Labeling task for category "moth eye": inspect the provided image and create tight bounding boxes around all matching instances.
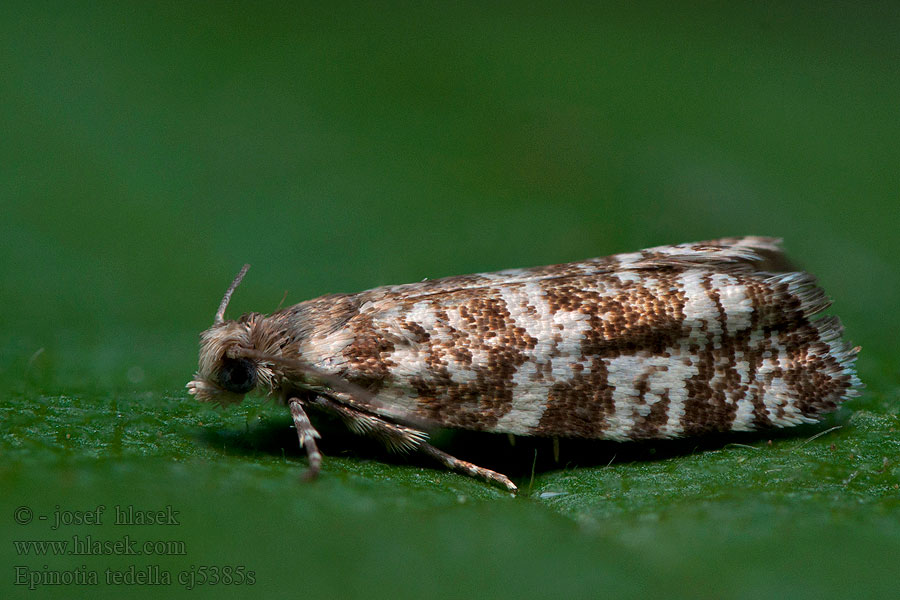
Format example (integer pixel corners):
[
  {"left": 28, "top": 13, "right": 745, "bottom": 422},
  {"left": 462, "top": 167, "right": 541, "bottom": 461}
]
[{"left": 217, "top": 358, "right": 257, "bottom": 394}]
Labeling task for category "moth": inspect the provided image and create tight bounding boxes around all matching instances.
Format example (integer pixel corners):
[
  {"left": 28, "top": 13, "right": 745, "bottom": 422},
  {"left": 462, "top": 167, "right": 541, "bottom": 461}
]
[{"left": 187, "top": 237, "right": 861, "bottom": 493}]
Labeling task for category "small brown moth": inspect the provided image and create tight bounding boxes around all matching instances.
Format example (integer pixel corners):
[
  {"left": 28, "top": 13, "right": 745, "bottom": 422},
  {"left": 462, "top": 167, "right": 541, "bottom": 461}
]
[{"left": 188, "top": 237, "right": 861, "bottom": 493}]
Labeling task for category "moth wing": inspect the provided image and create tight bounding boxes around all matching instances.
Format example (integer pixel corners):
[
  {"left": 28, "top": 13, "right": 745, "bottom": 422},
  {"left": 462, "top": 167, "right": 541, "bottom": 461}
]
[
  {"left": 345, "top": 249, "right": 858, "bottom": 440},
  {"left": 632, "top": 236, "right": 794, "bottom": 272},
  {"left": 373, "top": 236, "right": 790, "bottom": 304}
]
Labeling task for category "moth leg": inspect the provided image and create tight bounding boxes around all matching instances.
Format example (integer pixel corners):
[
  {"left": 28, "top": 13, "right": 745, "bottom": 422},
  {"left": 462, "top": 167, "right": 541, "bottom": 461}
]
[
  {"left": 313, "top": 394, "right": 517, "bottom": 493},
  {"left": 310, "top": 394, "right": 428, "bottom": 453},
  {"left": 417, "top": 444, "right": 518, "bottom": 494},
  {"left": 288, "top": 398, "right": 322, "bottom": 481}
]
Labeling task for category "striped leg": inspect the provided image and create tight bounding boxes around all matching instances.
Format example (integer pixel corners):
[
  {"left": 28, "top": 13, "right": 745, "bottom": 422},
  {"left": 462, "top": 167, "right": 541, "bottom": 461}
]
[
  {"left": 317, "top": 394, "right": 517, "bottom": 493},
  {"left": 417, "top": 443, "right": 518, "bottom": 493},
  {"left": 288, "top": 398, "right": 322, "bottom": 481},
  {"left": 310, "top": 394, "right": 429, "bottom": 453}
]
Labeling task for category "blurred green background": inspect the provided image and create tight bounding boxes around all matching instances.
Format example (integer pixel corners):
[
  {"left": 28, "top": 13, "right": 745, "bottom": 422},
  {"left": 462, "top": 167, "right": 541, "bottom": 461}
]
[{"left": 2, "top": 2, "right": 898, "bottom": 598}]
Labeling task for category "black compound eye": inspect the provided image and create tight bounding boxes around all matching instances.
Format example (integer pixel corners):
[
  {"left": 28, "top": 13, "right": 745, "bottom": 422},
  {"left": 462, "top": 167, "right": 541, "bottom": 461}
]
[{"left": 217, "top": 358, "right": 257, "bottom": 394}]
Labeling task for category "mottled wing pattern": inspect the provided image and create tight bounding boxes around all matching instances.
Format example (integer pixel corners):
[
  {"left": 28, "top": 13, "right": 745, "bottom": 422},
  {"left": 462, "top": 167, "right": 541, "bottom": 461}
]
[
  {"left": 373, "top": 236, "right": 789, "bottom": 299},
  {"left": 301, "top": 238, "right": 860, "bottom": 440}
]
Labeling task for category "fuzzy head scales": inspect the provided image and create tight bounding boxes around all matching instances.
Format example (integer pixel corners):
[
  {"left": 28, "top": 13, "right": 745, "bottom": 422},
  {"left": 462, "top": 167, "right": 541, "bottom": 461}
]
[
  {"left": 187, "top": 265, "right": 278, "bottom": 405},
  {"left": 187, "top": 319, "right": 262, "bottom": 405}
]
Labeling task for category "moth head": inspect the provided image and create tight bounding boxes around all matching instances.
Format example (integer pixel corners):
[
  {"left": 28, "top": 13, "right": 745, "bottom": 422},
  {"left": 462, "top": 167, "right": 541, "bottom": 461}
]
[
  {"left": 186, "top": 265, "right": 277, "bottom": 406},
  {"left": 186, "top": 265, "right": 419, "bottom": 428}
]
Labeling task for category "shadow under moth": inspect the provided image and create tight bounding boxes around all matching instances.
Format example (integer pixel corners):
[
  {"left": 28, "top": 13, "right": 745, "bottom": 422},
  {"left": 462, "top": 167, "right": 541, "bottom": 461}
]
[{"left": 188, "top": 237, "right": 861, "bottom": 493}]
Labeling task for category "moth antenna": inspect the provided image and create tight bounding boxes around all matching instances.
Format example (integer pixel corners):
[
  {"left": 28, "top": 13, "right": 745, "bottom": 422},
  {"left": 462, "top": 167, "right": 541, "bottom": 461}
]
[
  {"left": 214, "top": 264, "right": 251, "bottom": 325},
  {"left": 235, "top": 348, "right": 430, "bottom": 428}
]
